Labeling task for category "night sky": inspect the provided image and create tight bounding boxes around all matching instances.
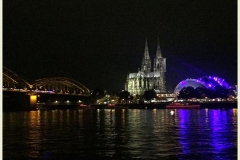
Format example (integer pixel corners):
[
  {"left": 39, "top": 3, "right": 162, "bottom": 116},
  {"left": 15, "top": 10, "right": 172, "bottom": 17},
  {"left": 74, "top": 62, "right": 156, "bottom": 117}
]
[{"left": 3, "top": 1, "right": 237, "bottom": 92}]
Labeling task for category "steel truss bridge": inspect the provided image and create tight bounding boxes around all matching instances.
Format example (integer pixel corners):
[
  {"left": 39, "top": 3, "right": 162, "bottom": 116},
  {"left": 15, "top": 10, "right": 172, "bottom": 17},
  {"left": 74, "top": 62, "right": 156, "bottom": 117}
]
[{"left": 3, "top": 66, "right": 90, "bottom": 95}]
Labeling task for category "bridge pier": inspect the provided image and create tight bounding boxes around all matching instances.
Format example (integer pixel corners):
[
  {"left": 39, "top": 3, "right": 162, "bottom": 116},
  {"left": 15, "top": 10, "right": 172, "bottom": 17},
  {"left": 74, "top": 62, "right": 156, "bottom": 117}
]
[{"left": 29, "top": 94, "right": 37, "bottom": 110}]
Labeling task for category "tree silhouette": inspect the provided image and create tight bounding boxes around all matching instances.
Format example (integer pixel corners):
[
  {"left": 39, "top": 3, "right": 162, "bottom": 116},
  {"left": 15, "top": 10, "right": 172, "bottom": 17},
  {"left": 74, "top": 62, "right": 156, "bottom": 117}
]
[
  {"left": 143, "top": 89, "right": 156, "bottom": 102},
  {"left": 195, "top": 87, "right": 210, "bottom": 99},
  {"left": 178, "top": 86, "right": 196, "bottom": 99},
  {"left": 177, "top": 86, "right": 230, "bottom": 99},
  {"left": 118, "top": 90, "right": 130, "bottom": 104},
  {"left": 212, "top": 86, "right": 229, "bottom": 98},
  {"left": 90, "top": 88, "right": 105, "bottom": 103}
]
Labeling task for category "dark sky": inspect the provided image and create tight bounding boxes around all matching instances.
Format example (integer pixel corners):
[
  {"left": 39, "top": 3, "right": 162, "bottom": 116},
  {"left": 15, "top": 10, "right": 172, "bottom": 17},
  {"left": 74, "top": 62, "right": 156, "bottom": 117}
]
[{"left": 3, "top": 0, "right": 237, "bottom": 92}]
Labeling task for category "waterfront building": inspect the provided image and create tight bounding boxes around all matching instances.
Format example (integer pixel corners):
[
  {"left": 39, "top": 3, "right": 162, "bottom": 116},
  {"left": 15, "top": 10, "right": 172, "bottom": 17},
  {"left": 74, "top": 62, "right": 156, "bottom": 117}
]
[
  {"left": 125, "top": 38, "right": 166, "bottom": 96},
  {"left": 174, "top": 76, "right": 231, "bottom": 93}
]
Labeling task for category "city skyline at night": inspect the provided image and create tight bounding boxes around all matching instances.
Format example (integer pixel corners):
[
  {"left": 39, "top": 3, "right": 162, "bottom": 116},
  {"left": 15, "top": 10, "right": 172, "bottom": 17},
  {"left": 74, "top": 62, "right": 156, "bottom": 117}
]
[{"left": 3, "top": 1, "right": 237, "bottom": 92}]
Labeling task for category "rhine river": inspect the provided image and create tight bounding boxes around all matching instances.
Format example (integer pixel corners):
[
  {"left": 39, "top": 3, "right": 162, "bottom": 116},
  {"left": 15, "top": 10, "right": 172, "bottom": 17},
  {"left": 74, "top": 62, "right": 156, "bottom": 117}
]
[{"left": 3, "top": 108, "right": 237, "bottom": 159}]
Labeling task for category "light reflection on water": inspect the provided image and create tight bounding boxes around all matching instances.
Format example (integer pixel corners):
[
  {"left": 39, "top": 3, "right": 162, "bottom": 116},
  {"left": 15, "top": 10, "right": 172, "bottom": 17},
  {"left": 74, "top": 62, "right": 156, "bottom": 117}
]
[
  {"left": 3, "top": 108, "right": 237, "bottom": 159},
  {"left": 178, "top": 109, "right": 237, "bottom": 159}
]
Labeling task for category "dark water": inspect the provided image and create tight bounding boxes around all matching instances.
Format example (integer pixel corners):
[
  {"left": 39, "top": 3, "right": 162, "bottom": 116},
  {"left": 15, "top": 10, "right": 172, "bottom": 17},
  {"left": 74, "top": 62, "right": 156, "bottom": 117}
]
[{"left": 3, "top": 108, "right": 237, "bottom": 159}]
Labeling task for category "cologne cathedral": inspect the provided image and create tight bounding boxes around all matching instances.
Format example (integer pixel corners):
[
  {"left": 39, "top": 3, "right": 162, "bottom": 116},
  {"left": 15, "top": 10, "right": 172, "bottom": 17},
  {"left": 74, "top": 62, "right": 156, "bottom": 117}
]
[{"left": 125, "top": 38, "right": 166, "bottom": 95}]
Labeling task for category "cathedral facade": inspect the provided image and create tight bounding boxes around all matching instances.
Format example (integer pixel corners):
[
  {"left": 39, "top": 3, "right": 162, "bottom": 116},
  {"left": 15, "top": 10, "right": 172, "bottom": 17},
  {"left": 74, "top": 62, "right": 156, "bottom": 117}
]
[{"left": 125, "top": 38, "right": 166, "bottom": 95}]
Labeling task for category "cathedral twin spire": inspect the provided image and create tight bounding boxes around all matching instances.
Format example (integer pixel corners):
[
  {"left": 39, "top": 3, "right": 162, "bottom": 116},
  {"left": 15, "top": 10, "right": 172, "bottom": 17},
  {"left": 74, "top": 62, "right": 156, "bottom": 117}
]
[
  {"left": 141, "top": 38, "right": 163, "bottom": 72},
  {"left": 156, "top": 37, "right": 162, "bottom": 58},
  {"left": 144, "top": 38, "right": 150, "bottom": 59},
  {"left": 141, "top": 38, "right": 151, "bottom": 72}
]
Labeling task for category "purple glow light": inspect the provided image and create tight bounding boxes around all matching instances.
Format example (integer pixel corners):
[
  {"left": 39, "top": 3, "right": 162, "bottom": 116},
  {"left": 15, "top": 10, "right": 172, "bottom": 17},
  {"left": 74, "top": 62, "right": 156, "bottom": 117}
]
[{"left": 174, "top": 75, "right": 231, "bottom": 92}]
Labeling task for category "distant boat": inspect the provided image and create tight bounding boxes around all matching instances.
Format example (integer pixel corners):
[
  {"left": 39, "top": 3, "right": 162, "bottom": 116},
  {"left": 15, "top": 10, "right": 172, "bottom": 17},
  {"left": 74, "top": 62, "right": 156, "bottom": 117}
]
[
  {"left": 166, "top": 102, "right": 200, "bottom": 109},
  {"left": 79, "top": 104, "right": 91, "bottom": 109},
  {"left": 108, "top": 103, "right": 116, "bottom": 107},
  {"left": 79, "top": 104, "right": 88, "bottom": 107}
]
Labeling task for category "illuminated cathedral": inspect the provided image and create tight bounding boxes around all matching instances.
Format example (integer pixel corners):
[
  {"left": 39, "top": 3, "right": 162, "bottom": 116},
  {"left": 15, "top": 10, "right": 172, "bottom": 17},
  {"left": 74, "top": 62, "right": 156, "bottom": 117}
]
[{"left": 125, "top": 38, "right": 166, "bottom": 95}]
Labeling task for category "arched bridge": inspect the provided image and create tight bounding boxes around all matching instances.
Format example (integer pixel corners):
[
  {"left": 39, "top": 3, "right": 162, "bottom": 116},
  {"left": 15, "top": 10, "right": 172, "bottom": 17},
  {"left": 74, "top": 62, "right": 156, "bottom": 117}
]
[
  {"left": 3, "top": 67, "right": 90, "bottom": 95},
  {"left": 3, "top": 66, "right": 32, "bottom": 89},
  {"left": 31, "top": 77, "right": 90, "bottom": 94}
]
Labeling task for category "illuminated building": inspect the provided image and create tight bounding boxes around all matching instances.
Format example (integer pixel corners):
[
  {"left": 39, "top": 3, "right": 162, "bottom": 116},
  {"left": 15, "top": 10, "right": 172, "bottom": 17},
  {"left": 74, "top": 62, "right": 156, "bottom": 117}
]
[
  {"left": 174, "top": 76, "right": 230, "bottom": 93},
  {"left": 125, "top": 38, "right": 166, "bottom": 95}
]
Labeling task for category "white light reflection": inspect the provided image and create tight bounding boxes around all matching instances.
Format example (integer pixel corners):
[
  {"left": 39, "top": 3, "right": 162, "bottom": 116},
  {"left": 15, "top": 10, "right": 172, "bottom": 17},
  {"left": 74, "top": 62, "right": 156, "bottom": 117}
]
[{"left": 205, "top": 108, "right": 209, "bottom": 123}]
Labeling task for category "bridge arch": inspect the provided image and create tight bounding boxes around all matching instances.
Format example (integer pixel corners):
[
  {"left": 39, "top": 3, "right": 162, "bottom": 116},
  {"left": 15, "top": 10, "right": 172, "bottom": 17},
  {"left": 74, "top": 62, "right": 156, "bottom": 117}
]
[
  {"left": 31, "top": 77, "right": 90, "bottom": 94},
  {"left": 3, "top": 66, "right": 32, "bottom": 89}
]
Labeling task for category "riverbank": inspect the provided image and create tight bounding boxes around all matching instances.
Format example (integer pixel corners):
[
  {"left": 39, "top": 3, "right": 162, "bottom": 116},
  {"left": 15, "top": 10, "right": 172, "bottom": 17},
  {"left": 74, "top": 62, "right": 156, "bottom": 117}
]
[
  {"left": 90, "top": 102, "right": 237, "bottom": 109},
  {"left": 3, "top": 101, "right": 237, "bottom": 111}
]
